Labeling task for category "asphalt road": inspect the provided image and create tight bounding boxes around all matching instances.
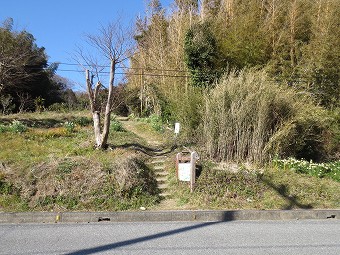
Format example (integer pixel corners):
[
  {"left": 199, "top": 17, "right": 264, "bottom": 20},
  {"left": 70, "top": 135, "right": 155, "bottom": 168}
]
[{"left": 0, "top": 220, "right": 339, "bottom": 255}]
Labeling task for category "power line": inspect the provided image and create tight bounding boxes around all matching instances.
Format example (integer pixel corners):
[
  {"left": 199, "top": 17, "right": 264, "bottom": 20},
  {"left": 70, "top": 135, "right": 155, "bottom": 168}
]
[
  {"left": 49, "top": 62, "right": 189, "bottom": 73},
  {"left": 56, "top": 69, "right": 190, "bottom": 78},
  {"left": 21, "top": 64, "right": 191, "bottom": 78}
]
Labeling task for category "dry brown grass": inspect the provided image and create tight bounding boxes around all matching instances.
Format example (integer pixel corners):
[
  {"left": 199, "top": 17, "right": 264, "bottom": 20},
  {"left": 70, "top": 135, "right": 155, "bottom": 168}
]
[{"left": 201, "top": 69, "right": 331, "bottom": 163}]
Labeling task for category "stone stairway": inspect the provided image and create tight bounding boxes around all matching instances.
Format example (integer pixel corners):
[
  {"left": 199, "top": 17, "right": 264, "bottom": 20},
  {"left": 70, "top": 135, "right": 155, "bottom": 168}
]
[{"left": 149, "top": 155, "right": 170, "bottom": 198}]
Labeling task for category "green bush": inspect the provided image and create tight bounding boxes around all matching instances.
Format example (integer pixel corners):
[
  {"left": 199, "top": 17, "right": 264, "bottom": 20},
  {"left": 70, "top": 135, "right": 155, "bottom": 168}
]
[
  {"left": 171, "top": 86, "right": 203, "bottom": 141},
  {"left": 47, "top": 103, "right": 68, "bottom": 112},
  {"left": 148, "top": 114, "right": 164, "bottom": 132},
  {"left": 0, "top": 124, "right": 8, "bottom": 133},
  {"left": 74, "top": 116, "right": 92, "bottom": 127},
  {"left": 110, "top": 119, "right": 125, "bottom": 132},
  {"left": 328, "top": 108, "right": 340, "bottom": 159}
]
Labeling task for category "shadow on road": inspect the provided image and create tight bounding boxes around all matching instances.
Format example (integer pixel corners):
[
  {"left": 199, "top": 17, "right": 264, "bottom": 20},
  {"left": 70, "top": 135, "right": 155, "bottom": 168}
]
[{"left": 64, "top": 212, "right": 234, "bottom": 255}]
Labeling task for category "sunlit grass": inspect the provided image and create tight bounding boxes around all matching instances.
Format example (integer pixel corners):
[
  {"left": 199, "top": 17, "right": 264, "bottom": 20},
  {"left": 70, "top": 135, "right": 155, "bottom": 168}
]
[{"left": 0, "top": 111, "right": 161, "bottom": 212}]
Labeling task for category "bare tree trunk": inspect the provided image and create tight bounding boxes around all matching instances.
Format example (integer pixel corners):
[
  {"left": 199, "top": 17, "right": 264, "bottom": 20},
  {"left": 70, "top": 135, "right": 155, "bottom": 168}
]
[
  {"left": 78, "top": 20, "right": 131, "bottom": 150},
  {"left": 86, "top": 69, "right": 103, "bottom": 148},
  {"left": 93, "top": 112, "right": 102, "bottom": 147},
  {"left": 101, "top": 60, "right": 116, "bottom": 148}
]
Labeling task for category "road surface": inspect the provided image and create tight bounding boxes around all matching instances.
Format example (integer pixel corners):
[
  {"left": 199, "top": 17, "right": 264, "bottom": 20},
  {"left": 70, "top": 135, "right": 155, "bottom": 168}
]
[{"left": 0, "top": 220, "right": 339, "bottom": 255}]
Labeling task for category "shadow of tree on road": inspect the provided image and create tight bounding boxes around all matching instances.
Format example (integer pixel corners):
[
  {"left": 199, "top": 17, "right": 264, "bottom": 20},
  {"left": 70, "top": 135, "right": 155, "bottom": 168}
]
[{"left": 64, "top": 214, "right": 235, "bottom": 255}]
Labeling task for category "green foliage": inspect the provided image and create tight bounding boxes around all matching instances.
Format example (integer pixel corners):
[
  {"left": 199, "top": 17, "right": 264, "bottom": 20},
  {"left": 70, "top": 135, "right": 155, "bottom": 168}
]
[
  {"left": 47, "top": 103, "right": 68, "bottom": 112},
  {"left": 74, "top": 116, "right": 92, "bottom": 127},
  {"left": 0, "top": 178, "right": 15, "bottom": 195},
  {"left": 170, "top": 163, "right": 340, "bottom": 209},
  {"left": 0, "top": 120, "right": 28, "bottom": 133},
  {"left": 329, "top": 108, "right": 340, "bottom": 156},
  {"left": 300, "top": 0, "right": 340, "bottom": 109},
  {"left": 195, "top": 168, "right": 264, "bottom": 202},
  {"left": 147, "top": 114, "right": 164, "bottom": 132},
  {"left": 274, "top": 158, "right": 340, "bottom": 182},
  {"left": 0, "top": 124, "right": 8, "bottom": 133},
  {"left": 0, "top": 18, "right": 65, "bottom": 113},
  {"left": 166, "top": 86, "right": 204, "bottom": 142},
  {"left": 110, "top": 119, "right": 125, "bottom": 132},
  {"left": 34, "top": 97, "right": 45, "bottom": 113},
  {"left": 184, "top": 22, "right": 221, "bottom": 87},
  {"left": 57, "top": 159, "right": 76, "bottom": 175},
  {"left": 0, "top": 149, "right": 160, "bottom": 211},
  {"left": 214, "top": 1, "right": 271, "bottom": 70},
  {"left": 0, "top": 94, "right": 15, "bottom": 115},
  {"left": 10, "top": 120, "right": 28, "bottom": 133},
  {"left": 63, "top": 121, "right": 76, "bottom": 133}
]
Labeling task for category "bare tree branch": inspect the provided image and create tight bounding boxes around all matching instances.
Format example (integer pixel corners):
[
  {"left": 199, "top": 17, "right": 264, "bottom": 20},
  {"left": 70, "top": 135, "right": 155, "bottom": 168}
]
[{"left": 75, "top": 19, "right": 133, "bottom": 149}]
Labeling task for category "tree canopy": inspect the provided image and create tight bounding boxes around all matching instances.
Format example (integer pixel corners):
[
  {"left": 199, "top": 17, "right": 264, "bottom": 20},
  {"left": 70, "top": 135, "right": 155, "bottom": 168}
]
[
  {"left": 128, "top": 0, "right": 340, "bottom": 110},
  {"left": 0, "top": 18, "right": 65, "bottom": 113},
  {"left": 126, "top": 0, "right": 340, "bottom": 162}
]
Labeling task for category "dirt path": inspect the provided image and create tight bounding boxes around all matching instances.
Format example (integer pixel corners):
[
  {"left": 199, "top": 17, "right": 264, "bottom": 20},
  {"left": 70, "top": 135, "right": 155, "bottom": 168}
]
[
  {"left": 119, "top": 119, "right": 181, "bottom": 210},
  {"left": 121, "top": 120, "right": 163, "bottom": 148}
]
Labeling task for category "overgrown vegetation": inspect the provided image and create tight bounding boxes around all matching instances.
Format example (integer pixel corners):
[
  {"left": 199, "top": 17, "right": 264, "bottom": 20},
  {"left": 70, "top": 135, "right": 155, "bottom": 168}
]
[
  {"left": 274, "top": 158, "right": 340, "bottom": 182},
  {"left": 1, "top": 1, "right": 340, "bottom": 211},
  {"left": 169, "top": 162, "right": 340, "bottom": 210},
  {"left": 127, "top": 0, "right": 340, "bottom": 164},
  {"left": 201, "top": 70, "right": 333, "bottom": 163},
  {"left": 0, "top": 112, "right": 160, "bottom": 212},
  {"left": 0, "top": 18, "right": 66, "bottom": 114},
  {"left": 0, "top": 120, "right": 28, "bottom": 133}
]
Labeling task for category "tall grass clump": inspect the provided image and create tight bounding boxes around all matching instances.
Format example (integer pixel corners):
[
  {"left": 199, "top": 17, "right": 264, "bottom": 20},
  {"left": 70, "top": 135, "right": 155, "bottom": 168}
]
[{"left": 202, "top": 69, "right": 331, "bottom": 163}]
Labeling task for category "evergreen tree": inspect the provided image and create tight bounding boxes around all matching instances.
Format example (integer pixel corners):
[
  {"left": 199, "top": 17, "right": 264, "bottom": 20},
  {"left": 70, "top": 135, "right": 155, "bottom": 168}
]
[
  {"left": 184, "top": 22, "right": 220, "bottom": 87},
  {"left": 0, "top": 18, "right": 64, "bottom": 112}
]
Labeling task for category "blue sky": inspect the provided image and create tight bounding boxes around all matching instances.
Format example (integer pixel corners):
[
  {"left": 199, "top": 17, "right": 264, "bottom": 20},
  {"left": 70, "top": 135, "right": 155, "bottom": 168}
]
[{"left": 0, "top": 0, "right": 172, "bottom": 90}]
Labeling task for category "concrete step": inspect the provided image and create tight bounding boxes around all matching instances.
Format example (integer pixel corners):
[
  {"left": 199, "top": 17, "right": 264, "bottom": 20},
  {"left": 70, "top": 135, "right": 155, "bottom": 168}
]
[
  {"left": 158, "top": 183, "right": 168, "bottom": 190},
  {"left": 149, "top": 155, "right": 171, "bottom": 199},
  {"left": 153, "top": 165, "right": 165, "bottom": 171},
  {"left": 150, "top": 159, "right": 166, "bottom": 164},
  {"left": 155, "top": 171, "right": 168, "bottom": 177},
  {"left": 156, "top": 176, "right": 167, "bottom": 184},
  {"left": 160, "top": 192, "right": 171, "bottom": 198}
]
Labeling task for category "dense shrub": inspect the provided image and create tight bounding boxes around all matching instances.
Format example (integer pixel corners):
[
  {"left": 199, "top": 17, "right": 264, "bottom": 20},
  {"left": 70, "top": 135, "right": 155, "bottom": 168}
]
[
  {"left": 110, "top": 119, "right": 125, "bottom": 132},
  {"left": 146, "top": 114, "right": 164, "bottom": 132},
  {"left": 47, "top": 103, "right": 68, "bottom": 112},
  {"left": 201, "top": 69, "right": 332, "bottom": 163}
]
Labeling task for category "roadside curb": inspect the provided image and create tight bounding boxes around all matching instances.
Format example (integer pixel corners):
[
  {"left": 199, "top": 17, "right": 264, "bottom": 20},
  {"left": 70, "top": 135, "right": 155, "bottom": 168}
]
[{"left": 0, "top": 209, "right": 339, "bottom": 224}]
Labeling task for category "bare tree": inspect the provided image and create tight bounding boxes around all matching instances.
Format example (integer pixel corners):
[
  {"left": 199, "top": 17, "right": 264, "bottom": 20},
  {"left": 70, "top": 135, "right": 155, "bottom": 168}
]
[
  {"left": 16, "top": 92, "right": 33, "bottom": 113},
  {"left": 77, "top": 20, "right": 133, "bottom": 149}
]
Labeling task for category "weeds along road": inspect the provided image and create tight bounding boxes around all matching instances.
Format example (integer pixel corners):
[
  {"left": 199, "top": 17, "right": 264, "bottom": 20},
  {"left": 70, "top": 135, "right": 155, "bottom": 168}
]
[{"left": 1, "top": 220, "right": 339, "bottom": 255}]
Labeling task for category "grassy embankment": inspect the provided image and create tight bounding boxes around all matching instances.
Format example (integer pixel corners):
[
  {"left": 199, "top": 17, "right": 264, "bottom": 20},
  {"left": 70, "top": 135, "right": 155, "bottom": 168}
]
[
  {"left": 0, "top": 111, "right": 339, "bottom": 212},
  {"left": 0, "top": 111, "right": 166, "bottom": 212}
]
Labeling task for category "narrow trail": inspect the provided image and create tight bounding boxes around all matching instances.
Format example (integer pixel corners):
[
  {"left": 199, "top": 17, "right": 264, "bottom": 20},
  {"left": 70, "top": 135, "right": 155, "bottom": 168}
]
[
  {"left": 120, "top": 119, "right": 178, "bottom": 208},
  {"left": 122, "top": 120, "right": 163, "bottom": 148}
]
